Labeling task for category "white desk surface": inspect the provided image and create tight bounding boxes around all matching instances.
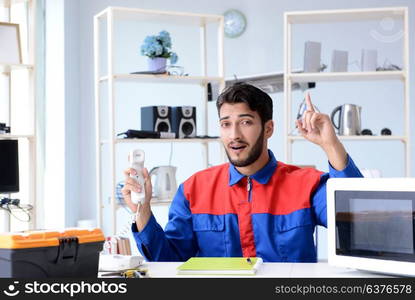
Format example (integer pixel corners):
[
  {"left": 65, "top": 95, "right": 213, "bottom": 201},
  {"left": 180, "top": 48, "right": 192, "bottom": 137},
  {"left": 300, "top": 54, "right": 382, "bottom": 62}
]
[{"left": 135, "top": 261, "right": 393, "bottom": 278}]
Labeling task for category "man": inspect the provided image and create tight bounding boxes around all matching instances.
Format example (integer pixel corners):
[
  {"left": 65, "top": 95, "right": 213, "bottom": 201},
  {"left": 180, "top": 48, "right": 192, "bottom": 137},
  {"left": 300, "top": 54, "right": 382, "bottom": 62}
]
[{"left": 122, "top": 83, "right": 362, "bottom": 262}]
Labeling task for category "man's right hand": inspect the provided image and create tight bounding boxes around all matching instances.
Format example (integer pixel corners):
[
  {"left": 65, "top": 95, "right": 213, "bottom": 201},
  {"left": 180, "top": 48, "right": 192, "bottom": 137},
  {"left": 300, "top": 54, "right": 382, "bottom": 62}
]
[{"left": 121, "top": 167, "right": 153, "bottom": 231}]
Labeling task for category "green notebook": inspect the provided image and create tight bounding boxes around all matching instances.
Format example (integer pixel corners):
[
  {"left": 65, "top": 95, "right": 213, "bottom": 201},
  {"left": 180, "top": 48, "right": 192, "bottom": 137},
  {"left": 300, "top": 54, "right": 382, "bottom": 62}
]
[{"left": 177, "top": 257, "right": 263, "bottom": 276}]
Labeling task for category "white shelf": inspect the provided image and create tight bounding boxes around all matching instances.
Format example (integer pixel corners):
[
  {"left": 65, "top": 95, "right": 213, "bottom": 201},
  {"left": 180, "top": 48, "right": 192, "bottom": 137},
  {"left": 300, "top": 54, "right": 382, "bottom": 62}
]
[
  {"left": 99, "top": 74, "right": 224, "bottom": 85},
  {"left": 285, "top": 7, "right": 406, "bottom": 24},
  {"left": 0, "top": 134, "right": 35, "bottom": 140},
  {"left": 0, "top": 0, "right": 30, "bottom": 7},
  {"left": 284, "top": 6, "right": 410, "bottom": 177},
  {"left": 288, "top": 135, "right": 407, "bottom": 142},
  {"left": 0, "top": 0, "right": 37, "bottom": 233},
  {"left": 150, "top": 198, "right": 173, "bottom": 205},
  {"left": 94, "top": 6, "right": 225, "bottom": 234},
  {"left": 0, "top": 63, "right": 34, "bottom": 71},
  {"left": 96, "top": 6, "right": 222, "bottom": 25},
  {"left": 288, "top": 71, "right": 405, "bottom": 83},
  {"left": 100, "top": 138, "right": 221, "bottom": 144}
]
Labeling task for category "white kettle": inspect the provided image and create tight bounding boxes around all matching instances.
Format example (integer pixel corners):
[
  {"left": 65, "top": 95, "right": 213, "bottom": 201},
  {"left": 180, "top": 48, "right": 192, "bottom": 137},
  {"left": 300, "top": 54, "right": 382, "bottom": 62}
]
[{"left": 149, "top": 166, "right": 177, "bottom": 199}]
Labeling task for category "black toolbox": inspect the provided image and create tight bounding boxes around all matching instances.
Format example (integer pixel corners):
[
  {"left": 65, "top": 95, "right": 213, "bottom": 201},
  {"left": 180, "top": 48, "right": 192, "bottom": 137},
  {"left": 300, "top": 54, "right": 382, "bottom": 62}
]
[{"left": 0, "top": 228, "right": 105, "bottom": 278}]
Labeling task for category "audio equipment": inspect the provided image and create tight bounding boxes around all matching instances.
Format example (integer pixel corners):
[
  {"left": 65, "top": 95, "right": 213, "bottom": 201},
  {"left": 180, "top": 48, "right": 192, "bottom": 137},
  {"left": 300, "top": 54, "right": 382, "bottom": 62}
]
[
  {"left": 171, "top": 106, "right": 197, "bottom": 138},
  {"left": 141, "top": 106, "right": 172, "bottom": 132}
]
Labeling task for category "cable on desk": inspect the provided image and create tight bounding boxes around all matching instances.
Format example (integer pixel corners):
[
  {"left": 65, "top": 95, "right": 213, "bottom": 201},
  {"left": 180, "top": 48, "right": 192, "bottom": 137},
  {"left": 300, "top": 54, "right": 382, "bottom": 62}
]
[{"left": 0, "top": 197, "right": 33, "bottom": 222}]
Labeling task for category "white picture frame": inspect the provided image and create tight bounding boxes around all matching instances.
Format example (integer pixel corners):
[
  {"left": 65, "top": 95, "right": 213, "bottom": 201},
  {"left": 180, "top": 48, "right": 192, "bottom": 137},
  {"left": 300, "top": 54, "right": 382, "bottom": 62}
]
[{"left": 0, "top": 22, "right": 22, "bottom": 65}]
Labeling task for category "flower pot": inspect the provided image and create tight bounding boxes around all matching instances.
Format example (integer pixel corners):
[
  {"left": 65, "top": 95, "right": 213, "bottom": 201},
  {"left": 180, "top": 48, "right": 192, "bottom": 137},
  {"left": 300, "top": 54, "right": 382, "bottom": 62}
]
[{"left": 147, "top": 57, "right": 167, "bottom": 72}]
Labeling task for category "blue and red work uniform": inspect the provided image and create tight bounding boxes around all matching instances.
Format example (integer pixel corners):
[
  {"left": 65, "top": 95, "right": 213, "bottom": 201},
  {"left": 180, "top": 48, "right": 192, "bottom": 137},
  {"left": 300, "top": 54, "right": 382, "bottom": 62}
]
[{"left": 132, "top": 150, "right": 362, "bottom": 262}]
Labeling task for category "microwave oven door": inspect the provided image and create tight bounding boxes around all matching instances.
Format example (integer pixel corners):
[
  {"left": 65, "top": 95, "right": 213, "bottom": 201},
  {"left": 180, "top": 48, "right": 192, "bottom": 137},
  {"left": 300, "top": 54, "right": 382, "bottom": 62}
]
[
  {"left": 327, "top": 177, "right": 415, "bottom": 276},
  {"left": 335, "top": 191, "right": 415, "bottom": 262},
  {"left": 327, "top": 178, "right": 415, "bottom": 277}
]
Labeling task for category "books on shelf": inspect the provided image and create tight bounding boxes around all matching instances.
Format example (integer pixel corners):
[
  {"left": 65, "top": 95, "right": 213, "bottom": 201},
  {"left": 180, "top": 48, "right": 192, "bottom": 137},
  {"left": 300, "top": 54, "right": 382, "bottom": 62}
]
[{"left": 177, "top": 257, "right": 263, "bottom": 276}]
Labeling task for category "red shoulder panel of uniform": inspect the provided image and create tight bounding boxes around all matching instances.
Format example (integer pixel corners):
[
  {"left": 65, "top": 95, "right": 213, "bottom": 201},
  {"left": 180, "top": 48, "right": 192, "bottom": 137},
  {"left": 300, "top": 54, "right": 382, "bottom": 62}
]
[
  {"left": 183, "top": 161, "right": 324, "bottom": 216},
  {"left": 183, "top": 163, "right": 234, "bottom": 215},
  {"left": 251, "top": 162, "right": 324, "bottom": 215}
]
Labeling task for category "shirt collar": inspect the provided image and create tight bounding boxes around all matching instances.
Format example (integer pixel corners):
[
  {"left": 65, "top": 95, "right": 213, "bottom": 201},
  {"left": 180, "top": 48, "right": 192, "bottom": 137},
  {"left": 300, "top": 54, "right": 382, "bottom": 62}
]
[{"left": 228, "top": 149, "right": 278, "bottom": 186}]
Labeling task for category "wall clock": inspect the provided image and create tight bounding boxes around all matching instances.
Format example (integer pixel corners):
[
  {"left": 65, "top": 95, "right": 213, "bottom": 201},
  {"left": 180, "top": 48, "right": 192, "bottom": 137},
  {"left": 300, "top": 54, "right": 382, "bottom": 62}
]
[{"left": 224, "top": 9, "right": 247, "bottom": 38}]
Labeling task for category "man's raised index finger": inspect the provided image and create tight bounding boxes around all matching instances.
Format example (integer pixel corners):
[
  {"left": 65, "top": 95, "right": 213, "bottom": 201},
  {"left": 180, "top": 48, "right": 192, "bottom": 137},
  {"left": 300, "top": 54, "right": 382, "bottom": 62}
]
[{"left": 305, "top": 92, "right": 315, "bottom": 112}]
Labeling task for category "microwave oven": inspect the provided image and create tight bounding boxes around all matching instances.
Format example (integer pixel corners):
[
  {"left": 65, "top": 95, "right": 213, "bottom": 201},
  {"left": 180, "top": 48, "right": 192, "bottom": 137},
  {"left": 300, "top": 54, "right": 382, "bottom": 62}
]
[{"left": 327, "top": 178, "right": 415, "bottom": 277}]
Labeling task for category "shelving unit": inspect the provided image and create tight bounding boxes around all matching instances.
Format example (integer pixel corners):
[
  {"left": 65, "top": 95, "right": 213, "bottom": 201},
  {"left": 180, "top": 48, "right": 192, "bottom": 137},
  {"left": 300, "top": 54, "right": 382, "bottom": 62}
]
[
  {"left": 94, "top": 7, "right": 225, "bottom": 235},
  {"left": 0, "top": 0, "right": 37, "bottom": 232},
  {"left": 288, "top": 135, "right": 407, "bottom": 142},
  {"left": 99, "top": 74, "right": 223, "bottom": 84},
  {"left": 100, "top": 137, "right": 221, "bottom": 144},
  {"left": 283, "top": 6, "right": 410, "bottom": 176},
  {"left": 289, "top": 70, "right": 405, "bottom": 82},
  {"left": 0, "top": 63, "right": 34, "bottom": 71},
  {"left": 0, "top": 0, "right": 31, "bottom": 7}
]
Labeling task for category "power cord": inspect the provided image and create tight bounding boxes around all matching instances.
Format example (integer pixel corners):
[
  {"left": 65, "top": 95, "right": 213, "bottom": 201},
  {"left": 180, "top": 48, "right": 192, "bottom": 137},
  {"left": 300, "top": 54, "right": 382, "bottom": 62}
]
[
  {"left": 348, "top": 58, "right": 402, "bottom": 72},
  {"left": 114, "top": 182, "right": 139, "bottom": 237},
  {"left": 1, "top": 197, "right": 20, "bottom": 207},
  {"left": 0, "top": 197, "right": 33, "bottom": 222},
  {"left": 168, "top": 142, "right": 173, "bottom": 166},
  {"left": 376, "top": 59, "right": 402, "bottom": 71},
  {"left": 319, "top": 62, "right": 328, "bottom": 72}
]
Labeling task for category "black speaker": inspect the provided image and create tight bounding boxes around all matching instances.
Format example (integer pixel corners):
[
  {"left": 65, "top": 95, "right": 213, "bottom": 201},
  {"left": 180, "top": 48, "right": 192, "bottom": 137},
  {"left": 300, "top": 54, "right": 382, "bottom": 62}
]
[
  {"left": 171, "top": 106, "right": 196, "bottom": 138},
  {"left": 141, "top": 106, "right": 172, "bottom": 132}
]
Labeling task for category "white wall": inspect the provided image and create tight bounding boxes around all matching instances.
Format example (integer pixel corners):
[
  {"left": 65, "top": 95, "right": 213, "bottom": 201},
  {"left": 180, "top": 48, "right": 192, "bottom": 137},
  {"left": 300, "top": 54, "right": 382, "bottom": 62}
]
[
  {"left": 43, "top": 0, "right": 66, "bottom": 228},
  {"left": 63, "top": 0, "right": 82, "bottom": 227},
  {"left": 43, "top": 0, "right": 81, "bottom": 228},
  {"left": 50, "top": 0, "right": 415, "bottom": 257}
]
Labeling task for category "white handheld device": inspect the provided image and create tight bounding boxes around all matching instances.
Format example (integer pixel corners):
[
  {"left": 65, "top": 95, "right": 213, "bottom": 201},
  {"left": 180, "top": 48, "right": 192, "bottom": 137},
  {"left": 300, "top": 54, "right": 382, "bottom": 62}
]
[{"left": 128, "top": 149, "right": 145, "bottom": 205}]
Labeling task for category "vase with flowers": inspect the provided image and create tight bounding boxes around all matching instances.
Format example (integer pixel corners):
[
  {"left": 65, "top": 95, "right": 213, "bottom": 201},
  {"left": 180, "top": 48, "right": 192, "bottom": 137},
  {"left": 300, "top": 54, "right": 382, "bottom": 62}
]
[{"left": 140, "top": 30, "right": 178, "bottom": 73}]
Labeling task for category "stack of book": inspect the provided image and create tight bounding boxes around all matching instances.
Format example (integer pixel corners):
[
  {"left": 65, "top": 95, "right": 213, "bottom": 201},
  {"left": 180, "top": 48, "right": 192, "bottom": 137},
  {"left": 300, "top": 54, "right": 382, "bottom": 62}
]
[
  {"left": 177, "top": 257, "right": 263, "bottom": 276},
  {"left": 103, "top": 236, "right": 132, "bottom": 255}
]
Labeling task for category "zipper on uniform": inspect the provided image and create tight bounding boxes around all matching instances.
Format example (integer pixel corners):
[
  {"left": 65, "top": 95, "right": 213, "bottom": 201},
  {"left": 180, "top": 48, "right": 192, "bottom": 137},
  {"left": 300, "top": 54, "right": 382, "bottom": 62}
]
[{"left": 247, "top": 176, "right": 253, "bottom": 202}]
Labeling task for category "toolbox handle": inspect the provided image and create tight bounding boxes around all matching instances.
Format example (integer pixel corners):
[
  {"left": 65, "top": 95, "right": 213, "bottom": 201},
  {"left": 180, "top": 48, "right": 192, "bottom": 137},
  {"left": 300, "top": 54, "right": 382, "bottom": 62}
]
[{"left": 55, "top": 237, "right": 79, "bottom": 264}]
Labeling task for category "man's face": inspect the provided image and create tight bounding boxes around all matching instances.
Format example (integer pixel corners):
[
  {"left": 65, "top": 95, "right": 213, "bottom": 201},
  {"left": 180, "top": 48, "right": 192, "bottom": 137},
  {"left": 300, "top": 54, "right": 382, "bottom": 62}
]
[{"left": 219, "top": 102, "right": 266, "bottom": 167}]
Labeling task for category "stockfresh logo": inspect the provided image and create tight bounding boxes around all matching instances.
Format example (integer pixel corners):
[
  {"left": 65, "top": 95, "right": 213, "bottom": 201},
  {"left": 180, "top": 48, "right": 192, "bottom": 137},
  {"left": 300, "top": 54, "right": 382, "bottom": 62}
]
[
  {"left": 370, "top": 10, "right": 404, "bottom": 43},
  {"left": 3, "top": 281, "right": 20, "bottom": 297}
]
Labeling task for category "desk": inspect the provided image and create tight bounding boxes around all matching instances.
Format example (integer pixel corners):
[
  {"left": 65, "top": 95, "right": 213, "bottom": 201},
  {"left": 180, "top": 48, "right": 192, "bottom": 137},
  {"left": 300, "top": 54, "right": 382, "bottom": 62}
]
[{"left": 104, "top": 261, "right": 392, "bottom": 278}]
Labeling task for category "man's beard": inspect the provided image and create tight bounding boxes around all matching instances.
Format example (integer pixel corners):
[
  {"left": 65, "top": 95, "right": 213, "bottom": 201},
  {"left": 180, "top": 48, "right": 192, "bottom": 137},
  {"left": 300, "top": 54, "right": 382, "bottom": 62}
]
[{"left": 225, "top": 129, "right": 265, "bottom": 167}]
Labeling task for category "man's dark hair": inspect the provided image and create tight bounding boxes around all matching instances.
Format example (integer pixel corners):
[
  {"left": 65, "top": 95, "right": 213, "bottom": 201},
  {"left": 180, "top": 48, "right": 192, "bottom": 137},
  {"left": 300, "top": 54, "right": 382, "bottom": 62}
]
[{"left": 216, "top": 82, "right": 273, "bottom": 124}]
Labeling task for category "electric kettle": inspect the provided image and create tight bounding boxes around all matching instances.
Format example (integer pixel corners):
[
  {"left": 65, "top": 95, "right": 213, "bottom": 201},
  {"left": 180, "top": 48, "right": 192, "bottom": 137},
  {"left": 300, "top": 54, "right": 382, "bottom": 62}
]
[
  {"left": 149, "top": 166, "right": 177, "bottom": 199},
  {"left": 330, "top": 104, "right": 362, "bottom": 136}
]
